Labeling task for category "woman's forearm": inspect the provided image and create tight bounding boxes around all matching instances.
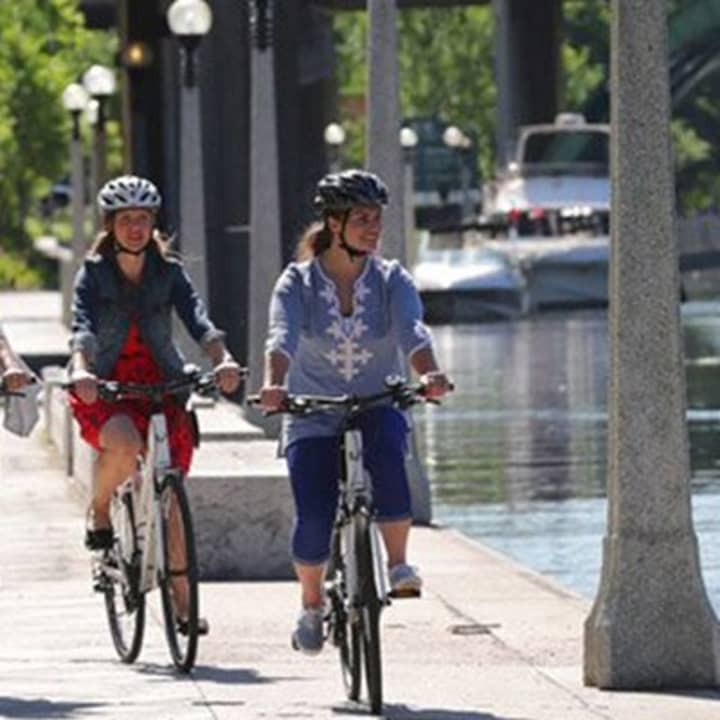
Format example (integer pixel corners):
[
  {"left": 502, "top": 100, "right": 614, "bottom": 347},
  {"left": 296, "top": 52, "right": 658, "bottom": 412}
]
[
  {"left": 205, "top": 338, "right": 233, "bottom": 366},
  {"left": 265, "top": 351, "right": 290, "bottom": 386},
  {"left": 409, "top": 346, "right": 439, "bottom": 376}
]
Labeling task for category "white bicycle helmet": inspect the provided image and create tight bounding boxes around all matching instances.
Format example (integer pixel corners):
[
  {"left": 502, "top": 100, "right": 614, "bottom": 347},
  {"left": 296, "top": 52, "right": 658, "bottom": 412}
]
[{"left": 97, "top": 175, "right": 162, "bottom": 213}]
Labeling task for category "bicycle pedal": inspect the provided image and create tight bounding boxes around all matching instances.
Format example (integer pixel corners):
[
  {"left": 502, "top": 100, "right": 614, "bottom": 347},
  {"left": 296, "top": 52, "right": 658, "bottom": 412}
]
[{"left": 388, "top": 587, "right": 421, "bottom": 599}]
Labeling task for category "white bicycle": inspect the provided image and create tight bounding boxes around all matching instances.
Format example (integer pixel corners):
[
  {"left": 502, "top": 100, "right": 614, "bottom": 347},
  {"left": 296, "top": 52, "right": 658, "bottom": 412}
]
[
  {"left": 249, "top": 377, "right": 442, "bottom": 714},
  {"left": 73, "top": 370, "right": 222, "bottom": 672}
]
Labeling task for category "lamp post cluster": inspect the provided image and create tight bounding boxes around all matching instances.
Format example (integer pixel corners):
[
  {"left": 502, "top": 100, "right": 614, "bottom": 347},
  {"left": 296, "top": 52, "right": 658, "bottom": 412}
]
[
  {"left": 321, "top": 122, "right": 419, "bottom": 259},
  {"left": 60, "top": 64, "right": 116, "bottom": 326},
  {"left": 442, "top": 124, "right": 474, "bottom": 223},
  {"left": 61, "top": 64, "right": 117, "bottom": 236}
]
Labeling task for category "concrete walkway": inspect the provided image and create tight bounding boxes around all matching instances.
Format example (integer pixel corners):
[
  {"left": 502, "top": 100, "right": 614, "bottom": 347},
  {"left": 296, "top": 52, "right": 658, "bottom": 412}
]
[
  {"left": 2, "top": 423, "right": 720, "bottom": 719},
  {"left": 2, "top": 290, "right": 720, "bottom": 718}
]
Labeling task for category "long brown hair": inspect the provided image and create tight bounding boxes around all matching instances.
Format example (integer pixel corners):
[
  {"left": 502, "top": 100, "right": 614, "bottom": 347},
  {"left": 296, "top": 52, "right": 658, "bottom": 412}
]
[
  {"left": 295, "top": 216, "right": 339, "bottom": 262},
  {"left": 88, "top": 213, "right": 175, "bottom": 259}
]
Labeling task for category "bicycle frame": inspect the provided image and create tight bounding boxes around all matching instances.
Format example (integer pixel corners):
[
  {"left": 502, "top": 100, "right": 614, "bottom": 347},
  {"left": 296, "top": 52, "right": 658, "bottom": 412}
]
[
  {"left": 133, "top": 409, "right": 173, "bottom": 594},
  {"left": 338, "top": 427, "right": 389, "bottom": 605}
]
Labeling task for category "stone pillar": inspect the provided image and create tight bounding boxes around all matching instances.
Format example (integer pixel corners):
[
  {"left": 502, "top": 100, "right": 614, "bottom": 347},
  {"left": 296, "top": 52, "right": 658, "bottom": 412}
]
[
  {"left": 366, "top": 0, "right": 431, "bottom": 524},
  {"left": 246, "top": 0, "right": 282, "bottom": 435},
  {"left": 366, "top": 0, "right": 405, "bottom": 262},
  {"left": 172, "top": 36, "right": 211, "bottom": 369},
  {"left": 179, "top": 78, "right": 209, "bottom": 305},
  {"left": 584, "top": 0, "right": 719, "bottom": 689}
]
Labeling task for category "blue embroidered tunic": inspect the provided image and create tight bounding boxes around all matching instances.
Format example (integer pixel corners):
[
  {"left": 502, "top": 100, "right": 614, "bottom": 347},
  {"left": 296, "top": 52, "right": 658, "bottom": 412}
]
[{"left": 265, "top": 255, "right": 433, "bottom": 448}]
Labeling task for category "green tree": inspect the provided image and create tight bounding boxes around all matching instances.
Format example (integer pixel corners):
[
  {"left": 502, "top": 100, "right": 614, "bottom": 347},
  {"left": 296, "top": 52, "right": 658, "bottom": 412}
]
[
  {"left": 333, "top": 7, "right": 496, "bottom": 178},
  {"left": 333, "top": 1, "right": 720, "bottom": 214},
  {"left": 0, "top": 0, "right": 115, "bottom": 286}
]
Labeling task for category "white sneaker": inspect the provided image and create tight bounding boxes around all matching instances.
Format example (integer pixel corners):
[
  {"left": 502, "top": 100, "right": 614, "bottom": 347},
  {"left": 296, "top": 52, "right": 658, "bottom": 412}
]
[
  {"left": 389, "top": 563, "right": 423, "bottom": 596},
  {"left": 291, "top": 607, "right": 324, "bottom": 655}
]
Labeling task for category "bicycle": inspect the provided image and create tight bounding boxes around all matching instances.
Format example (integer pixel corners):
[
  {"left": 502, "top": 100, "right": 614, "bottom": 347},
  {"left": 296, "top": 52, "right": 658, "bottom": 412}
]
[
  {"left": 66, "top": 368, "right": 234, "bottom": 672},
  {"left": 248, "top": 377, "right": 443, "bottom": 715}
]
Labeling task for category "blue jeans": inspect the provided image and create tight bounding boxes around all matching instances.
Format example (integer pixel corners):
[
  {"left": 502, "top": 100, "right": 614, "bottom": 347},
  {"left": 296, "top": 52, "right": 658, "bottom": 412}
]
[{"left": 285, "top": 406, "right": 410, "bottom": 565}]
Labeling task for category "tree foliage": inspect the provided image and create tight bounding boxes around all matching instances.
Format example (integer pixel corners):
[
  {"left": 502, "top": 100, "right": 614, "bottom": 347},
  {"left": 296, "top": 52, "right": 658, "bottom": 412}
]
[
  {"left": 0, "top": 0, "right": 115, "bottom": 264},
  {"left": 334, "top": 8, "right": 495, "bottom": 178},
  {"left": 333, "top": 0, "right": 720, "bottom": 214}
]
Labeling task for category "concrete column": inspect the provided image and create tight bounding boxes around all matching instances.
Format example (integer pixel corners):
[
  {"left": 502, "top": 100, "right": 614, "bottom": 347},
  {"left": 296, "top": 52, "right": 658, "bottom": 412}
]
[
  {"left": 179, "top": 83, "right": 209, "bottom": 305},
  {"left": 584, "top": 0, "right": 720, "bottom": 689},
  {"left": 366, "top": 0, "right": 405, "bottom": 262},
  {"left": 246, "top": 0, "right": 282, "bottom": 435},
  {"left": 171, "top": 39, "right": 211, "bottom": 370},
  {"left": 366, "top": 0, "right": 430, "bottom": 524}
]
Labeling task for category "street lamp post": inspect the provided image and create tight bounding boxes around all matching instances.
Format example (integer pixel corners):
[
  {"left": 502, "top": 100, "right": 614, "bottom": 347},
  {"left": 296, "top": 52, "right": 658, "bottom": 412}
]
[
  {"left": 246, "top": 0, "right": 282, "bottom": 434},
  {"left": 61, "top": 83, "right": 89, "bottom": 326},
  {"left": 167, "top": 0, "right": 213, "bottom": 311},
  {"left": 82, "top": 64, "right": 116, "bottom": 231},
  {"left": 323, "top": 122, "right": 346, "bottom": 173},
  {"left": 400, "top": 126, "right": 418, "bottom": 269},
  {"left": 443, "top": 125, "right": 473, "bottom": 224}
]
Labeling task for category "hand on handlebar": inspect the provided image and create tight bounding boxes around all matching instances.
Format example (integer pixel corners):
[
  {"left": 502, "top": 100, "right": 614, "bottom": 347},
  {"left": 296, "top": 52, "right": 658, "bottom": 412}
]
[
  {"left": 212, "top": 360, "right": 243, "bottom": 395},
  {"left": 257, "top": 385, "right": 287, "bottom": 413},
  {"left": 2, "top": 367, "right": 32, "bottom": 393},
  {"left": 70, "top": 369, "right": 99, "bottom": 405},
  {"left": 419, "top": 371, "right": 453, "bottom": 400}
]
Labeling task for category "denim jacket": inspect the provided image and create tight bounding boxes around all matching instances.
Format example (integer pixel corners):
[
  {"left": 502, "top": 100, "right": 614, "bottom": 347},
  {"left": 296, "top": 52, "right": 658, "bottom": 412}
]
[{"left": 70, "top": 247, "right": 224, "bottom": 379}]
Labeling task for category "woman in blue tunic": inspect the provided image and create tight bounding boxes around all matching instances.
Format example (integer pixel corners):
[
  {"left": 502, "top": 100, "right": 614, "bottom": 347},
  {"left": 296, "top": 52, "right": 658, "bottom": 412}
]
[{"left": 257, "top": 170, "right": 452, "bottom": 654}]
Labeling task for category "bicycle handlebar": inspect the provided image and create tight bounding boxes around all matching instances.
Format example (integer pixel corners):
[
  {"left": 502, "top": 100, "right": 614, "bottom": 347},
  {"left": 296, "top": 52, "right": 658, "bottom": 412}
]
[
  {"left": 247, "top": 376, "right": 453, "bottom": 418},
  {"left": 0, "top": 376, "right": 37, "bottom": 398},
  {"left": 64, "top": 367, "right": 248, "bottom": 403}
]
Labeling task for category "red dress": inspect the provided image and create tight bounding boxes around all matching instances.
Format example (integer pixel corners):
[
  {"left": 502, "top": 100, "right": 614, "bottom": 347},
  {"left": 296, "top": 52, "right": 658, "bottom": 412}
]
[{"left": 70, "top": 321, "right": 195, "bottom": 474}]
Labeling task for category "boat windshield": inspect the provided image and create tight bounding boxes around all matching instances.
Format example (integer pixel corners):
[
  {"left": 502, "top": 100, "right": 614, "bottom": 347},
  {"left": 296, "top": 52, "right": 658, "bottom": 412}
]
[{"left": 521, "top": 130, "right": 608, "bottom": 176}]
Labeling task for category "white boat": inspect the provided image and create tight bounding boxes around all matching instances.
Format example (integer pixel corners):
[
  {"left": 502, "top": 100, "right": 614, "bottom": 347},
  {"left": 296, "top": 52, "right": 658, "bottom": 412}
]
[
  {"left": 412, "top": 229, "right": 527, "bottom": 323},
  {"left": 482, "top": 112, "right": 610, "bottom": 310},
  {"left": 412, "top": 113, "right": 610, "bottom": 320}
]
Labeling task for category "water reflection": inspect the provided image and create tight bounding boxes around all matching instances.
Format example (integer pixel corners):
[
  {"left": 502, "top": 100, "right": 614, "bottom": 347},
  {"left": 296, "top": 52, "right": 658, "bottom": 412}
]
[{"left": 416, "top": 304, "right": 720, "bottom": 608}]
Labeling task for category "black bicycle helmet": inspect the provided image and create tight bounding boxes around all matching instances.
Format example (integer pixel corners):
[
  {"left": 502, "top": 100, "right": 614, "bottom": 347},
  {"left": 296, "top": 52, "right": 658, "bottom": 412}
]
[{"left": 313, "top": 169, "right": 389, "bottom": 215}]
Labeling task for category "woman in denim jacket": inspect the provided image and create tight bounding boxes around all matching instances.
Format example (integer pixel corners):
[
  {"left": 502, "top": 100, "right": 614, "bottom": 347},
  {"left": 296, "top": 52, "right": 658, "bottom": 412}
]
[
  {"left": 258, "top": 170, "right": 452, "bottom": 654},
  {"left": 69, "top": 175, "right": 241, "bottom": 633}
]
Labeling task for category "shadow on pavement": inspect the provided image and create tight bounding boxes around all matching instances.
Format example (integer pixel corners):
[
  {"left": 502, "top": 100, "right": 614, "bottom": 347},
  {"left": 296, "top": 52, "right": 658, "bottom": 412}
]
[
  {"left": 135, "top": 662, "right": 293, "bottom": 685},
  {"left": 0, "top": 697, "right": 101, "bottom": 719},
  {"left": 332, "top": 703, "right": 528, "bottom": 720}
]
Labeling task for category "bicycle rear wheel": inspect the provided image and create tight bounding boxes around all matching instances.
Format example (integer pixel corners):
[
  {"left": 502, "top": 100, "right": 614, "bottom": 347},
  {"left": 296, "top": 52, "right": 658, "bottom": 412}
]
[
  {"left": 329, "top": 527, "right": 361, "bottom": 701},
  {"left": 104, "top": 489, "right": 145, "bottom": 663},
  {"left": 158, "top": 472, "right": 199, "bottom": 672},
  {"left": 354, "top": 513, "right": 383, "bottom": 715}
]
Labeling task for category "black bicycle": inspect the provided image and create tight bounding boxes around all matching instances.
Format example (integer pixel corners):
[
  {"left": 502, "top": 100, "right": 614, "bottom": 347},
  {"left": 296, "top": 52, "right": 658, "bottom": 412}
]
[
  {"left": 66, "top": 369, "right": 233, "bottom": 672},
  {"left": 249, "top": 377, "right": 442, "bottom": 714}
]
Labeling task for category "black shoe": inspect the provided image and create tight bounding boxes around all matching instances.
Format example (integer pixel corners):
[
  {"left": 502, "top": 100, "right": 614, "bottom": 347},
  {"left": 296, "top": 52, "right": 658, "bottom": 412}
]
[
  {"left": 177, "top": 616, "right": 210, "bottom": 636},
  {"left": 85, "top": 527, "right": 113, "bottom": 551}
]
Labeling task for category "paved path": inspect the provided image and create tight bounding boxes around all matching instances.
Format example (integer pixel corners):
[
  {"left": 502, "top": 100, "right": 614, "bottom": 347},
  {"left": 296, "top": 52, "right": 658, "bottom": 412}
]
[{"left": 2, "top": 421, "right": 720, "bottom": 719}]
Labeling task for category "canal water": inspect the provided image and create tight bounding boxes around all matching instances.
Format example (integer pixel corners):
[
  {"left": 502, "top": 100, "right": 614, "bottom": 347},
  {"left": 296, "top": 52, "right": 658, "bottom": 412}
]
[{"left": 414, "top": 303, "right": 720, "bottom": 613}]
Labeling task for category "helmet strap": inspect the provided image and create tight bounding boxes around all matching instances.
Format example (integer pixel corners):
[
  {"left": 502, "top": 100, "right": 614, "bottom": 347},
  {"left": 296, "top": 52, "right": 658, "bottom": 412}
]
[{"left": 338, "top": 211, "right": 368, "bottom": 262}]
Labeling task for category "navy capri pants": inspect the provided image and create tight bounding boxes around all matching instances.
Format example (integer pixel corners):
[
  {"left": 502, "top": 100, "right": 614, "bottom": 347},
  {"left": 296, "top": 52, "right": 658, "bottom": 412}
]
[{"left": 285, "top": 406, "right": 411, "bottom": 565}]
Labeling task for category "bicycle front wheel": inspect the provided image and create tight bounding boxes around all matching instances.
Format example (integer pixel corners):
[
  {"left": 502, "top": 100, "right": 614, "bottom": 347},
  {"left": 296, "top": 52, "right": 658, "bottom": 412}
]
[
  {"left": 329, "top": 527, "right": 361, "bottom": 701},
  {"left": 354, "top": 513, "right": 383, "bottom": 714},
  {"left": 104, "top": 489, "right": 146, "bottom": 663},
  {"left": 158, "top": 472, "right": 199, "bottom": 672}
]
